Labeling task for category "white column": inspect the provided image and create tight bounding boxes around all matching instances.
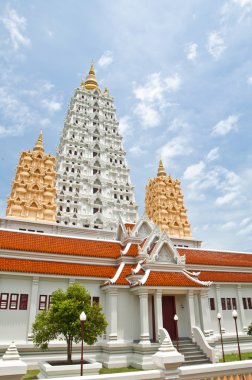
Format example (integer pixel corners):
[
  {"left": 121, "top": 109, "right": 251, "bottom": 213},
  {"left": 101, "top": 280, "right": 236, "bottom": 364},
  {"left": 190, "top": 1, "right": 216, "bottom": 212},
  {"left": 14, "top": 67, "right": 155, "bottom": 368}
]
[
  {"left": 154, "top": 290, "right": 163, "bottom": 340},
  {"left": 139, "top": 290, "right": 150, "bottom": 344},
  {"left": 187, "top": 290, "right": 196, "bottom": 338},
  {"left": 106, "top": 288, "right": 118, "bottom": 341},
  {"left": 27, "top": 276, "right": 39, "bottom": 340},
  {"left": 199, "top": 290, "right": 213, "bottom": 337},
  {"left": 236, "top": 284, "right": 247, "bottom": 333}
]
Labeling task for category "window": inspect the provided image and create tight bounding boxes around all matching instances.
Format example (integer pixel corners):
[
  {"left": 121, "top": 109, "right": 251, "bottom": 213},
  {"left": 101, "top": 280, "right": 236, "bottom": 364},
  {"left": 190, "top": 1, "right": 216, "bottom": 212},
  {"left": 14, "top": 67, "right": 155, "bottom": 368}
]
[
  {"left": 0, "top": 293, "right": 9, "bottom": 309},
  {"left": 93, "top": 208, "right": 99, "bottom": 214},
  {"left": 9, "top": 294, "right": 19, "bottom": 310},
  {"left": 243, "top": 298, "right": 248, "bottom": 310},
  {"left": 226, "top": 298, "right": 232, "bottom": 310},
  {"left": 243, "top": 297, "right": 252, "bottom": 310},
  {"left": 92, "top": 297, "right": 100, "bottom": 305},
  {"left": 209, "top": 298, "right": 215, "bottom": 311},
  {"left": 221, "top": 298, "right": 226, "bottom": 310},
  {"left": 19, "top": 294, "right": 28, "bottom": 310},
  {"left": 248, "top": 298, "right": 252, "bottom": 309},
  {"left": 39, "top": 295, "right": 47, "bottom": 310},
  {"left": 232, "top": 298, "right": 237, "bottom": 310}
]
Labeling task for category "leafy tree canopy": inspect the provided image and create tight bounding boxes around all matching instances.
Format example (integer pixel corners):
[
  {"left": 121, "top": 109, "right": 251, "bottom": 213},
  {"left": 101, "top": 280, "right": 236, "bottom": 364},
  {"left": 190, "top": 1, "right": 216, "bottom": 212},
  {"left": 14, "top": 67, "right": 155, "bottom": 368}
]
[{"left": 32, "top": 283, "right": 107, "bottom": 362}]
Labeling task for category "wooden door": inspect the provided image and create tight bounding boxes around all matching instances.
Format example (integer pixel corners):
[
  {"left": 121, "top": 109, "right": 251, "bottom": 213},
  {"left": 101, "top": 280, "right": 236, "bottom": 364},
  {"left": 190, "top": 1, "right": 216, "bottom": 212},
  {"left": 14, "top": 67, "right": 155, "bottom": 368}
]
[{"left": 162, "top": 296, "right": 176, "bottom": 340}]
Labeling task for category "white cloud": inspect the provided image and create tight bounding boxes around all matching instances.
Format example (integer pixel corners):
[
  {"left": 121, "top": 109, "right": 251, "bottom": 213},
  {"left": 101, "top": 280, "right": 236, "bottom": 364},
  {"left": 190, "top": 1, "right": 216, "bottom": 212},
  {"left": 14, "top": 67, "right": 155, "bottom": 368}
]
[
  {"left": 183, "top": 161, "right": 205, "bottom": 181},
  {"left": 118, "top": 116, "right": 133, "bottom": 137},
  {"left": 1, "top": 5, "right": 31, "bottom": 50},
  {"left": 41, "top": 99, "right": 62, "bottom": 112},
  {"left": 129, "top": 145, "right": 146, "bottom": 156},
  {"left": 206, "top": 147, "right": 219, "bottom": 161},
  {"left": 233, "top": 0, "right": 252, "bottom": 9},
  {"left": 221, "top": 221, "right": 236, "bottom": 230},
  {"left": 185, "top": 42, "right": 198, "bottom": 62},
  {"left": 158, "top": 136, "right": 191, "bottom": 165},
  {"left": 207, "top": 31, "right": 226, "bottom": 60},
  {"left": 97, "top": 50, "right": 113, "bottom": 68},
  {"left": 134, "top": 103, "right": 160, "bottom": 128},
  {"left": 237, "top": 223, "right": 252, "bottom": 235},
  {"left": 215, "top": 191, "right": 240, "bottom": 205},
  {"left": 164, "top": 73, "right": 181, "bottom": 92},
  {"left": 133, "top": 72, "right": 181, "bottom": 128},
  {"left": 247, "top": 76, "right": 252, "bottom": 85},
  {"left": 211, "top": 115, "right": 239, "bottom": 136},
  {"left": 168, "top": 118, "right": 189, "bottom": 131}
]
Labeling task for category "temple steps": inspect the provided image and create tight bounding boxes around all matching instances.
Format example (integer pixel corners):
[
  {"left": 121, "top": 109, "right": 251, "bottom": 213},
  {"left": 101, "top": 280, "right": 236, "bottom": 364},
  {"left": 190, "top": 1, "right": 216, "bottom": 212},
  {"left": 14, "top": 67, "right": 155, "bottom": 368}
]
[{"left": 173, "top": 337, "right": 211, "bottom": 366}]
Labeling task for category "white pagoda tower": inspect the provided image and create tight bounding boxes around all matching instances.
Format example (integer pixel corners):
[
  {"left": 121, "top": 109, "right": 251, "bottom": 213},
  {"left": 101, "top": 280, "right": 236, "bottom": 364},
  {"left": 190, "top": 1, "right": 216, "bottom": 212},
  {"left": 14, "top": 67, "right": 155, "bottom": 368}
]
[{"left": 56, "top": 64, "right": 138, "bottom": 230}]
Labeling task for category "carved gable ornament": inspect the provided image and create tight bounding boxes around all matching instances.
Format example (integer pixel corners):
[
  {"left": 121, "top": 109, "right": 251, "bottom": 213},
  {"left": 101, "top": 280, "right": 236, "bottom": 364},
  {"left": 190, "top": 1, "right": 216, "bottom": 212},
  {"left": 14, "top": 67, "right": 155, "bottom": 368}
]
[{"left": 147, "top": 232, "right": 185, "bottom": 265}]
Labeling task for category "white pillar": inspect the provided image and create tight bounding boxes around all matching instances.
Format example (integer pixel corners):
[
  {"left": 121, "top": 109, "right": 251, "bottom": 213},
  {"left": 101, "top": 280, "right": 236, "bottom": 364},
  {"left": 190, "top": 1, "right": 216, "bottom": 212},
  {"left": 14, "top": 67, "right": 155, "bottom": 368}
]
[
  {"left": 199, "top": 290, "right": 213, "bottom": 337},
  {"left": 27, "top": 276, "right": 39, "bottom": 340},
  {"left": 139, "top": 290, "right": 150, "bottom": 344},
  {"left": 106, "top": 288, "right": 118, "bottom": 341},
  {"left": 187, "top": 290, "right": 196, "bottom": 338},
  {"left": 154, "top": 290, "right": 163, "bottom": 340},
  {"left": 236, "top": 284, "right": 247, "bottom": 333}
]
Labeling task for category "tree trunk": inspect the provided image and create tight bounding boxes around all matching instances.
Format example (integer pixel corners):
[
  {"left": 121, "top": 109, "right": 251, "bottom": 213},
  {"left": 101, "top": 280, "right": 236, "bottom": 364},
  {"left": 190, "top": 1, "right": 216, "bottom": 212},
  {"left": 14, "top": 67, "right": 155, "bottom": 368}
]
[{"left": 67, "top": 338, "right": 72, "bottom": 364}]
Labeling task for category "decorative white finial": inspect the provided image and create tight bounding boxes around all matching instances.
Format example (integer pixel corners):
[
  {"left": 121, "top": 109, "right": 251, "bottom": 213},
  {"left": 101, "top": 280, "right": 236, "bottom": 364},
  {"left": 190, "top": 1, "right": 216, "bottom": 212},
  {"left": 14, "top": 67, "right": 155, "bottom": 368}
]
[{"left": 2, "top": 342, "right": 21, "bottom": 360}]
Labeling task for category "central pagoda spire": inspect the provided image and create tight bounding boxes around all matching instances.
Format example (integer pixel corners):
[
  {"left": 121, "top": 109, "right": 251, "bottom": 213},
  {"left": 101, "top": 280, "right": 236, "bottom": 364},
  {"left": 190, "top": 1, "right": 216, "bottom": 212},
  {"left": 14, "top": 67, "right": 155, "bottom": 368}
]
[
  {"left": 33, "top": 130, "right": 44, "bottom": 152},
  {"left": 56, "top": 64, "right": 138, "bottom": 230},
  {"left": 157, "top": 159, "right": 166, "bottom": 177}
]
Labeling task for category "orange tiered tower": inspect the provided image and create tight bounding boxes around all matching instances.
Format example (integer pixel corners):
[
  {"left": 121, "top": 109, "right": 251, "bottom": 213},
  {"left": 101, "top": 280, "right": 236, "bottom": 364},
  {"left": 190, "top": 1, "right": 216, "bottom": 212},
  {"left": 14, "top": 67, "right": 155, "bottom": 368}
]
[
  {"left": 145, "top": 160, "right": 192, "bottom": 238},
  {"left": 6, "top": 132, "right": 56, "bottom": 222}
]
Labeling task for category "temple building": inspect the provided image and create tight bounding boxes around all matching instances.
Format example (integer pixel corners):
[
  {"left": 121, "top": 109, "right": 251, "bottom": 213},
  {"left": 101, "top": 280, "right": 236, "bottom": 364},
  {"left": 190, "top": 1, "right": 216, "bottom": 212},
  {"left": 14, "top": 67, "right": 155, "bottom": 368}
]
[
  {"left": 6, "top": 132, "right": 56, "bottom": 222},
  {"left": 56, "top": 64, "right": 138, "bottom": 230},
  {"left": 145, "top": 160, "right": 192, "bottom": 239},
  {"left": 0, "top": 65, "right": 252, "bottom": 369}
]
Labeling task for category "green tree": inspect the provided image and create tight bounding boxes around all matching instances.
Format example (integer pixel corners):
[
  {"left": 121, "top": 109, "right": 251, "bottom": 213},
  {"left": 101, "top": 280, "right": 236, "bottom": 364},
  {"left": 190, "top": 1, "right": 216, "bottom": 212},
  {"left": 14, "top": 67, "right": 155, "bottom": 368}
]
[{"left": 32, "top": 283, "right": 107, "bottom": 363}]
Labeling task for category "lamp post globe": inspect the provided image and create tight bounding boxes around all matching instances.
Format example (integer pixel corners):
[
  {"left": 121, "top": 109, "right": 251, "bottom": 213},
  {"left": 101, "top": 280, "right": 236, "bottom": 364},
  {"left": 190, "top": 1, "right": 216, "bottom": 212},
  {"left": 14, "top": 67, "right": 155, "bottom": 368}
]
[{"left": 174, "top": 314, "right": 179, "bottom": 350}]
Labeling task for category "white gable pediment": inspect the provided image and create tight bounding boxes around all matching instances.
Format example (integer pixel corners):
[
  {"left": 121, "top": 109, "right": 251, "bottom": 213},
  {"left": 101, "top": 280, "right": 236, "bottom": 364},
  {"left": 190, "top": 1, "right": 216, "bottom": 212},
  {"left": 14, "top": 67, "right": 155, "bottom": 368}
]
[{"left": 131, "top": 213, "right": 155, "bottom": 239}]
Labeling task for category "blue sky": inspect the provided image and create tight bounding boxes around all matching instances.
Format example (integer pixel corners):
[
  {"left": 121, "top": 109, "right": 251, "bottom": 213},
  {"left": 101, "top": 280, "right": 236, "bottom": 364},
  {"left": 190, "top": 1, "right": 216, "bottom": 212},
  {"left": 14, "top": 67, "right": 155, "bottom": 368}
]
[{"left": 0, "top": 0, "right": 252, "bottom": 251}]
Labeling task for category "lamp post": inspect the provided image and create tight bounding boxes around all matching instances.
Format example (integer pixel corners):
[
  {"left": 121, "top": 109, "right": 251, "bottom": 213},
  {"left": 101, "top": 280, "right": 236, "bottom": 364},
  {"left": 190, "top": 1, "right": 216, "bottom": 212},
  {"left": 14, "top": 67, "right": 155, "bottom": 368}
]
[
  {"left": 80, "top": 311, "right": 86, "bottom": 376},
  {"left": 174, "top": 314, "right": 179, "bottom": 350},
  {"left": 217, "top": 313, "right": 225, "bottom": 362},
  {"left": 232, "top": 309, "right": 241, "bottom": 361}
]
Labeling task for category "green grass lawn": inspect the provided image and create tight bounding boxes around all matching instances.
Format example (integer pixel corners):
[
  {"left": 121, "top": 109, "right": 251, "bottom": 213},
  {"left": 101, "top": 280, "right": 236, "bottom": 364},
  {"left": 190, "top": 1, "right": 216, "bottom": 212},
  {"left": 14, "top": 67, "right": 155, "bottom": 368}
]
[
  {"left": 99, "top": 366, "right": 143, "bottom": 374},
  {"left": 21, "top": 370, "right": 39, "bottom": 380},
  {"left": 220, "top": 352, "right": 252, "bottom": 362}
]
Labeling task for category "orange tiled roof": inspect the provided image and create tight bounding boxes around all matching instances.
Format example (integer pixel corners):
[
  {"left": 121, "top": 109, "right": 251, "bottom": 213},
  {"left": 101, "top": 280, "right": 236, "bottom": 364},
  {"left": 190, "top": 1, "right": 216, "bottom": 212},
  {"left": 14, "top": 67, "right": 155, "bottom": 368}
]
[
  {"left": 143, "top": 271, "right": 206, "bottom": 287},
  {"left": 127, "top": 244, "right": 139, "bottom": 257},
  {"left": 0, "top": 230, "right": 128, "bottom": 258},
  {"left": 177, "top": 248, "right": 252, "bottom": 268},
  {"left": 114, "top": 264, "right": 133, "bottom": 285},
  {"left": 0, "top": 257, "right": 116, "bottom": 278},
  {"left": 199, "top": 271, "right": 252, "bottom": 283}
]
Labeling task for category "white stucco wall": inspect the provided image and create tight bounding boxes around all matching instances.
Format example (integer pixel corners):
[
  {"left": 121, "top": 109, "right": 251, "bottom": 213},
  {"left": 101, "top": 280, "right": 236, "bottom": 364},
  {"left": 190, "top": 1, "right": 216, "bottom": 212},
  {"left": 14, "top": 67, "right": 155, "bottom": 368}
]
[{"left": 117, "top": 289, "right": 140, "bottom": 342}]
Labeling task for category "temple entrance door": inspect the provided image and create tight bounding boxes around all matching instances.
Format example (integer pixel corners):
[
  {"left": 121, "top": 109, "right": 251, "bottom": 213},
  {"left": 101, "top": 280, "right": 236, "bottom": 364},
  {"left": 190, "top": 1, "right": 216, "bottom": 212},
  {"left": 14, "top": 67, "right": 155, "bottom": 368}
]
[{"left": 162, "top": 296, "right": 177, "bottom": 340}]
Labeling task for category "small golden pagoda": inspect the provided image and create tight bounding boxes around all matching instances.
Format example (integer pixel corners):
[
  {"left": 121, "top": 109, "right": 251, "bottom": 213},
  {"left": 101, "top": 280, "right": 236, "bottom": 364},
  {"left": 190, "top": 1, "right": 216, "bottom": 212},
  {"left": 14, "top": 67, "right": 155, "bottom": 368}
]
[
  {"left": 145, "top": 160, "right": 192, "bottom": 238},
  {"left": 6, "top": 132, "right": 56, "bottom": 222}
]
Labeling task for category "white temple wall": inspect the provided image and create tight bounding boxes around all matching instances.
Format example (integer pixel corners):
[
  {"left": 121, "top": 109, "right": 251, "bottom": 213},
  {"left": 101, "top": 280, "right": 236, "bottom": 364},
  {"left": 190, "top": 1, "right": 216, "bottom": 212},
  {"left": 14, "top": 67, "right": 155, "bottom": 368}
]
[
  {"left": 175, "top": 294, "right": 190, "bottom": 338},
  {"left": 0, "top": 274, "right": 31, "bottom": 343},
  {"left": 117, "top": 289, "right": 140, "bottom": 342}
]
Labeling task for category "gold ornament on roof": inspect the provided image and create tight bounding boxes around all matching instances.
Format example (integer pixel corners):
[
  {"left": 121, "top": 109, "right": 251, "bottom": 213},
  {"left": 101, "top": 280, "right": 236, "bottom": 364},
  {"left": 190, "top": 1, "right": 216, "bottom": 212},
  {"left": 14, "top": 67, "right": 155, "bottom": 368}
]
[
  {"left": 157, "top": 159, "right": 166, "bottom": 177},
  {"left": 84, "top": 63, "right": 99, "bottom": 91},
  {"left": 33, "top": 130, "right": 44, "bottom": 152}
]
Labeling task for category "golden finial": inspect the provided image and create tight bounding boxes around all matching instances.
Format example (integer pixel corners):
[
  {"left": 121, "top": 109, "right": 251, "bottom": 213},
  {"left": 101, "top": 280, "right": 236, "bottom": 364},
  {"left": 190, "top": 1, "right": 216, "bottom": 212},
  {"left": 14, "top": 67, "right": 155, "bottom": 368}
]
[
  {"left": 34, "top": 130, "right": 44, "bottom": 152},
  {"left": 157, "top": 159, "right": 167, "bottom": 177},
  {"left": 84, "top": 62, "right": 99, "bottom": 90},
  {"left": 104, "top": 87, "right": 109, "bottom": 96}
]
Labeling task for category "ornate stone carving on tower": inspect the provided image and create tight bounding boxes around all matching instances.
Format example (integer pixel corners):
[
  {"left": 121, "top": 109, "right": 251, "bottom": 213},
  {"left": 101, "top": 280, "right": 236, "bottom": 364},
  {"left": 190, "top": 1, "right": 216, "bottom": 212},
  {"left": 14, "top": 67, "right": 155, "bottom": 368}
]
[
  {"left": 56, "top": 64, "right": 138, "bottom": 230},
  {"left": 6, "top": 132, "right": 56, "bottom": 222},
  {"left": 145, "top": 160, "right": 192, "bottom": 238}
]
